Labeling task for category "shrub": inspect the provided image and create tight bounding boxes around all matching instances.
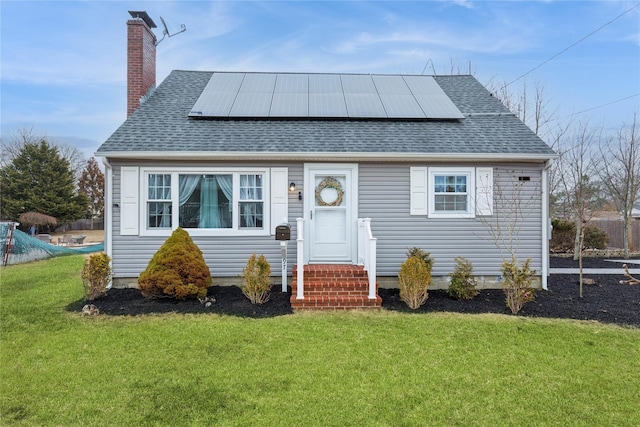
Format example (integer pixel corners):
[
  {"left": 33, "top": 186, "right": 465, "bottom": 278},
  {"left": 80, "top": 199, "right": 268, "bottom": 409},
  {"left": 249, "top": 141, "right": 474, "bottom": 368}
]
[
  {"left": 447, "top": 256, "right": 479, "bottom": 300},
  {"left": 398, "top": 256, "right": 432, "bottom": 309},
  {"left": 550, "top": 219, "right": 608, "bottom": 252},
  {"left": 500, "top": 258, "right": 536, "bottom": 315},
  {"left": 138, "top": 227, "right": 211, "bottom": 300},
  {"left": 241, "top": 253, "right": 272, "bottom": 304},
  {"left": 584, "top": 226, "right": 608, "bottom": 249},
  {"left": 81, "top": 252, "right": 112, "bottom": 301},
  {"left": 406, "top": 247, "right": 434, "bottom": 270}
]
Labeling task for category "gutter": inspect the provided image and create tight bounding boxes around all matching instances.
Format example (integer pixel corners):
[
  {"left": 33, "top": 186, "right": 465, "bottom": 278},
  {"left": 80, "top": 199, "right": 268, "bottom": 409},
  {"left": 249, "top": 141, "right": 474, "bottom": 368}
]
[
  {"left": 100, "top": 156, "right": 113, "bottom": 270},
  {"left": 96, "top": 151, "right": 559, "bottom": 163},
  {"left": 541, "top": 160, "right": 552, "bottom": 290}
]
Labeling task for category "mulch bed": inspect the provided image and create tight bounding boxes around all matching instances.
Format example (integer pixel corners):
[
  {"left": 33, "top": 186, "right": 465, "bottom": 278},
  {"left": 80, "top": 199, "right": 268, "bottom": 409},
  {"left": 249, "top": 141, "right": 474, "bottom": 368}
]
[{"left": 70, "top": 256, "right": 640, "bottom": 328}]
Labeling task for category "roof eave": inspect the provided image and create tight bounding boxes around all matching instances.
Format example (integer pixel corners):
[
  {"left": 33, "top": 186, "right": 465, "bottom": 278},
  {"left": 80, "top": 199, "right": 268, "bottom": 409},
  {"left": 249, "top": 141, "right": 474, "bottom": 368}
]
[{"left": 96, "top": 151, "right": 558, "bottom": 163}]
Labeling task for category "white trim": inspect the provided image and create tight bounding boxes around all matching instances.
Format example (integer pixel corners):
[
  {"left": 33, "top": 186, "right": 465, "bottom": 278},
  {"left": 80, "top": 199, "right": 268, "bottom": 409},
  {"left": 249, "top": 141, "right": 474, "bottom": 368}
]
[
  {"left": 475, "top": 167, "right": 494, "bottom": 216},
  {"left": 120, "top": 166, "right": 140, "bottom": 235},
  {"left": 97, "top": 151, "right": 558, "bottom": 162},
  {"left": 410, "top": 167, "right": 428, "bottom": 215},
  {"left": 428, "top": 167, "right": 476, "bottom": 219},
  {"left": 101, "top": 158, "right": 113, "bottom": 260},
  {"left": 541, "top": 161, "right": 550, "bottom": 290},
  {"left": 139, "top": 166, "right": 270, "bottom": 237},
  {"left": 270, "top": 168, "right": 289, "bottom": 232},
  {"left": 304, "top": 163, "right": 359, "bottom": 264}
]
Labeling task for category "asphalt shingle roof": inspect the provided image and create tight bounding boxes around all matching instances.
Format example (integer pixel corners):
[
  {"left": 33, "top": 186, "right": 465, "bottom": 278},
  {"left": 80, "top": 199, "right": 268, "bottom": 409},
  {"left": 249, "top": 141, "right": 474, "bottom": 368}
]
[{"left": 97, "top": 70, "right": 556, "bottom": 159}]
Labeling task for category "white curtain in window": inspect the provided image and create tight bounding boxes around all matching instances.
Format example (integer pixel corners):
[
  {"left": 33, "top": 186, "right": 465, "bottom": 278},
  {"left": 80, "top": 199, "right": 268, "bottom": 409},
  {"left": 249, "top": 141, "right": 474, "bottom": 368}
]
[{"left": 179, "top": 175, "right": 200, "bottom": 206}]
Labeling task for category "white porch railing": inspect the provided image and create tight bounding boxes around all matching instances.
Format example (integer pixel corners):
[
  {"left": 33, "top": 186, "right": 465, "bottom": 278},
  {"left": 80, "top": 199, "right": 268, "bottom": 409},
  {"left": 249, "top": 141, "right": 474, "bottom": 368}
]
[
  {"left": 296, "top": 217, "right": 304, "bottom": 300},
  {"left": 357, "top": 218, "right": 378, "bottom": 300},
  {"left": 296, "top": 217, "right": 377, "bottom": 301}
]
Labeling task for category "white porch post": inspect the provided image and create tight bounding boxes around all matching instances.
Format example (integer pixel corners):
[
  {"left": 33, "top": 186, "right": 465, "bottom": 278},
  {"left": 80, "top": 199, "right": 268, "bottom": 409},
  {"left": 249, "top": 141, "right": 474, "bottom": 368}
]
[
  {"left": 296, "top": 217, "right": 304, "bottom": 300},
  {"left": 364, "top": 218, "right": 377, "bottom": 300}
]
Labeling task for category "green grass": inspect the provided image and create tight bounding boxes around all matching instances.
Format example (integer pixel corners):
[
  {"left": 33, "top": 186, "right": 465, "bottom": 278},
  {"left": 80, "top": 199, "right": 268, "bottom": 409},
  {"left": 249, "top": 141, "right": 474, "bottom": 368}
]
[{"left": 2, "top": 256, "right": 639, "bottom": 426}]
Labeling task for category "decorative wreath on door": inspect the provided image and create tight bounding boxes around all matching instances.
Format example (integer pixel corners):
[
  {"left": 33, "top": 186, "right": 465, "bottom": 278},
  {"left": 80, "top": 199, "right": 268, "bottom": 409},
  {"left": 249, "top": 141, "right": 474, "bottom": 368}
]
[{"left": 315, "top": 177, "right": 344, "bottom": 207}]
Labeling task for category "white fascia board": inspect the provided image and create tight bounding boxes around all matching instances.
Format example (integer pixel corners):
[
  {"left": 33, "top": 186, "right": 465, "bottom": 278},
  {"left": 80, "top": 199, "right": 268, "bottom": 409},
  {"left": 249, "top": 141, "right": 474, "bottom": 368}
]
[{"left": 97, "top": 151, "right": 558, "bottom": 163}]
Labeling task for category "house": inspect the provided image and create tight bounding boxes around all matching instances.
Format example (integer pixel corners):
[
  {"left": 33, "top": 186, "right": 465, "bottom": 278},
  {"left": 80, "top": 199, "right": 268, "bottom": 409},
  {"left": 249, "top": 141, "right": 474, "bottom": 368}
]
[{"left": 96, "top": 12, "right": 557, "bottom": 308}]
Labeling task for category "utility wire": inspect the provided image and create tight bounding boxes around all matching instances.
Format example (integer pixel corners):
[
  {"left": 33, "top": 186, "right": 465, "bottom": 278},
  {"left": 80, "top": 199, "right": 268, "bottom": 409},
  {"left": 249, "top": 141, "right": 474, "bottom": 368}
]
[
  {"left": 504, "top": 3, "right": 640, "bottom": 89},
  {"left": 564, "top": 93, "right": 640, "bottom": 119}
]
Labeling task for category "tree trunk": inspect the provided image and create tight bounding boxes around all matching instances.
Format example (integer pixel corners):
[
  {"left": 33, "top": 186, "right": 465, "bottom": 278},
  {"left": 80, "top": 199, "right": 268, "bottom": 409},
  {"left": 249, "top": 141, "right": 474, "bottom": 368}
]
[
  {"left": 573, "top": 220, "right": 582, "bottom": 261},
  {"left": 623, "top": 215, "right": 630, "bottom": 259}
]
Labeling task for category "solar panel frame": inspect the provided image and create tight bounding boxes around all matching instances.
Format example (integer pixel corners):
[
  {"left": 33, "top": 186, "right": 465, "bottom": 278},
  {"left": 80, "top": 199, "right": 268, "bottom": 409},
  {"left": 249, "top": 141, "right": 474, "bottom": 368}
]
[{"left": 190, "top": 71, "right": 464, "bottom": 119}]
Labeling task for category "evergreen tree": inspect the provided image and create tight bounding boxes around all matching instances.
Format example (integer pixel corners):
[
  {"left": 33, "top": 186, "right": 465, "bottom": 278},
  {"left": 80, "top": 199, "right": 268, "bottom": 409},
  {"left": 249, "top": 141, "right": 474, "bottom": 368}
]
[
  {"left": 78, "top": 157, "right": 105, "bottom": 224},
  {"left": 0, "top": 139, "right": 88, "bottom": 222}
]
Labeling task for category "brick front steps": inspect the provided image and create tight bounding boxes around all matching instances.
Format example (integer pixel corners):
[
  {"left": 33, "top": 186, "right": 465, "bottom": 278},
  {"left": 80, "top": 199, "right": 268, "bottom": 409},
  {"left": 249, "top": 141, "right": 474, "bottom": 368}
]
[{"left": 290, "top": 264, "right": 382, "bottom": 310}]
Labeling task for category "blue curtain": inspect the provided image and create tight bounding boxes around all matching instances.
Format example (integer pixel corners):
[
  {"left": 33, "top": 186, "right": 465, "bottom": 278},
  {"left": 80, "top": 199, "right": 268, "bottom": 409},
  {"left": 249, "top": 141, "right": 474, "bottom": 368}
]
[{"left": 199, "top": 175, "right": 233, "bottom": 228}]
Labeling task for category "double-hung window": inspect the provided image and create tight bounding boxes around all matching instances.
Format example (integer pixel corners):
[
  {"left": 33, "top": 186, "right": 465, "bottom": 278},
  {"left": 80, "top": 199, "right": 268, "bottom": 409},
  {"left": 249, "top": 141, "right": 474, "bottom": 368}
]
[
  {"left": 141, "top": 168, "right": 269, "bottom": 236},
  {"left": 147, "top": 174, "right": 172, "bottom": 228},
  {"left": 429, "top": 168, "right": 475, "bottom": 218}
]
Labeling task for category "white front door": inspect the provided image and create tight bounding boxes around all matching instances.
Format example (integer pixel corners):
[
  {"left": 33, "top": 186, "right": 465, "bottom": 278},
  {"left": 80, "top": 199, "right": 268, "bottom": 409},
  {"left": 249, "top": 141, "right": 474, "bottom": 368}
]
[{"left": 305, "top": 164, "right": 358, "bottom": 263}]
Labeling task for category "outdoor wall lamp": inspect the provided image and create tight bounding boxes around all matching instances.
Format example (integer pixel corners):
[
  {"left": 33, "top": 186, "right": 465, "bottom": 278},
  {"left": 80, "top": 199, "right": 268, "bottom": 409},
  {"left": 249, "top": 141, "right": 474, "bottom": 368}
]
[{"left": 289, "top": 182, "right": 302, "bottom": 200}]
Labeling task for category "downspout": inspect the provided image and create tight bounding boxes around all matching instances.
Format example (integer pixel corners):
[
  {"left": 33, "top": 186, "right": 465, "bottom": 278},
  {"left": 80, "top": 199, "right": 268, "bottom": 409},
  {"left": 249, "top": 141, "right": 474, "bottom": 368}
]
[
  {"left": 101, "top": 157, "right": 113, "bottom": 271},
  {"left": 541, "top": 160, "right": 551, "bottom": 290}
]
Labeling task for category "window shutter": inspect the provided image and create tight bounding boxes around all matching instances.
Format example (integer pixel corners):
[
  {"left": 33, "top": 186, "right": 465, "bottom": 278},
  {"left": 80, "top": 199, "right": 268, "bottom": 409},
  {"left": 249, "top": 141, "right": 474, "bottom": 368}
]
[
  {"left": 410, "top": 167, "right": 428, "bottom": 215},
  {"left": 120, "top": 167, "right": 139, "bottom": 235},
  {"left": 476, "top": 167, "right": 493, "bottom": 216},
  {"left": 270, "top": 168, "right": 288, "bottom": 233}
]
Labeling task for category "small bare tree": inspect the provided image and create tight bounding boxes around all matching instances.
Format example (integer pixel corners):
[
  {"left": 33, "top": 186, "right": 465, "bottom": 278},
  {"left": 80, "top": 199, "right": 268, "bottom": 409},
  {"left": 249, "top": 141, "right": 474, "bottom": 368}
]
[
  {"left": 599, "top": 114, "right": 640, "bottom": 258},
  {"left": 556, "top": 121, "right": 602, "bottom": 297},
  {"left": 476, "top": 169, "right": 540, "bottom": 314}
]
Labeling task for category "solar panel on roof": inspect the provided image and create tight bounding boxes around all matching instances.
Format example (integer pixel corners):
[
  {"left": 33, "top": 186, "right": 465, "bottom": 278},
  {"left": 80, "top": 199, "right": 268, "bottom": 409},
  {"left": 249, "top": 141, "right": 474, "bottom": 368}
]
[
  {"left": 229, "top": 92, "right": 273, "bottom": 117},
  {"left": 309, "top": 74, "right": 342, "bottom": 93},
  {"left": 271, "top": 93, "right": 308, "bottom": 117},
  {"left": 239, "top": 73, "right": 277, "bottom": 92},
  {"left": 344, "top": 93, "right": 387, "bottom": 117},
  {"left": 309, "top": 93, "right": 348, "bottom": 117},
  {"left": 371, "top": 75, "right": 412, "bottom": 95},
  {"left": 403, "top": 75, "right": 464, "bottom": 119},
  {"left": 378, "top": 94, "right": 425, "bottom": 118},
  {"left": 190, "top": 72, "right": 464, "bottom": 119},
  {"left": 275, "top": 74, "right": 308, "bottom": 93},
  {"left": 340, "top": 74, "right": 378, "bottom": 94}
]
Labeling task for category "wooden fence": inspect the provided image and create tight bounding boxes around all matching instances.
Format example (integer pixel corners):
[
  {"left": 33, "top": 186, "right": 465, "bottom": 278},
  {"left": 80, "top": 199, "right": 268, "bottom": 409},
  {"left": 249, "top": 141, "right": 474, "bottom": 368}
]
[{"left": 589, "top": 219, "right": 640, "bottom": 250}]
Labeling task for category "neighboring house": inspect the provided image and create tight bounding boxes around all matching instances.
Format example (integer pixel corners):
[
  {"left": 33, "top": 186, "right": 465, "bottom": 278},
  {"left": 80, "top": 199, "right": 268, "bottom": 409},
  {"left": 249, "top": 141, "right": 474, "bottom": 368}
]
[
  {"left": 96, "top": 12, "right": 557, "bottom": 300},
  {"left": 633, "top": 204, "right": 640, "bottom": 219}
]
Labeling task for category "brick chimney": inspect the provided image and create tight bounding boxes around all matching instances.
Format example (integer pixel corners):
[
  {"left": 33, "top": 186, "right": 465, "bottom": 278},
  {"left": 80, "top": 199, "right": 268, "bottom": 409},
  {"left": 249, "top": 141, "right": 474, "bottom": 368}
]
[{"left": 127, "top": 11, "right": 157, "bottom": 116}]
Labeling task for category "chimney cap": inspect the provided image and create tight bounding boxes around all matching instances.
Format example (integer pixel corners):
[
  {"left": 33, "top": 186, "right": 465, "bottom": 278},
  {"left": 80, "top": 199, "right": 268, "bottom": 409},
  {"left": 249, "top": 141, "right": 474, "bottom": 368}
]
[{"left": 128, "top": 11, "right": 157, "bottom": 28}]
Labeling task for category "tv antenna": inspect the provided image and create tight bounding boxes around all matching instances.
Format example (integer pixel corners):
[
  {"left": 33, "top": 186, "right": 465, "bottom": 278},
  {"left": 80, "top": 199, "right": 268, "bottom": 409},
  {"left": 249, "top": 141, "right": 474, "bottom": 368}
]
[{"left": 156, "top": 16, "right": 186, "bottom": 46}]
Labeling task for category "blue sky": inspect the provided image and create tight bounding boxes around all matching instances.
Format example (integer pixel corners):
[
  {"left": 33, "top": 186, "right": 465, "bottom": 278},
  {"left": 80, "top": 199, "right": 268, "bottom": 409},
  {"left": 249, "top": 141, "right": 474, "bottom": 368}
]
[{"left": 1, "top": 1, "right": 639, "bottom": 159}]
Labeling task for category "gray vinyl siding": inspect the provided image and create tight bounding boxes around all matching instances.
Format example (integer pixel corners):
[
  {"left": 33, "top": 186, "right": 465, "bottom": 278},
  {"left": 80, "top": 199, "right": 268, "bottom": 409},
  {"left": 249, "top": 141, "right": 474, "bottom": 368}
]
[
  {"left": 359, "top": 163, "right": 543, "bottom": 277},
  {"left": 109, "top": 160, "right": 543, "bottom": 282},
  {"left": 110, "top": 160, "right": 303, "bottom": 280}
]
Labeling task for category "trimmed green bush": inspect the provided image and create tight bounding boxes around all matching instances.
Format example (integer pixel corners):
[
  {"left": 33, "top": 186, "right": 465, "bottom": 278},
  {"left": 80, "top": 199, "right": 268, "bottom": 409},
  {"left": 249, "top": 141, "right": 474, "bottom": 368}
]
[
  {"left": 500, "top": 258, "right": 536, "bottom": 315},
  {"left": 447, "top": 256, "right": 479, "bottom": 300},
  {"left": 550, "top": 219, "right": 608, "bottom": 252},
  {"left": 81, "top": 252, "right": 112, "bottom": 301},
  {"left": 406, "top": 247, "right": 434, "bottom": 270},
  {"left": 398, "top": 256, "right": 432, "bottom": 309},
  {"left": 138, "top": 227, "right": 211, "bottom": 300},
  {"left": 241, "top": 253, "right": 272, "bottom": 304}
]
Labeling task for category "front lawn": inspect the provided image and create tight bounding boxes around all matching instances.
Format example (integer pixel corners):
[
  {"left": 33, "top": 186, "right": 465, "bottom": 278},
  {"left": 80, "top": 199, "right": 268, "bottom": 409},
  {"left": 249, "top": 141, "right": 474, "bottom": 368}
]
[{"left": 1, "top": 256, "right": 639, "bottom": 426}]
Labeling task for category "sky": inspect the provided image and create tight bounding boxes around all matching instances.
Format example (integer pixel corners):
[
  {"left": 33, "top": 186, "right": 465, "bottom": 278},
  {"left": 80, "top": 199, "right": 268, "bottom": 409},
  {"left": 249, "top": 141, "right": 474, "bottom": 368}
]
[{"left": 1, "top": 1, "right": 639, "bottom": 160}]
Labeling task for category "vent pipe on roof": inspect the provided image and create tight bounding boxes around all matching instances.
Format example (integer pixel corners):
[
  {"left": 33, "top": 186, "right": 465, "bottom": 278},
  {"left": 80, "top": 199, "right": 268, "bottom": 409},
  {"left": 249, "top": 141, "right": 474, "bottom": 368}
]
[{"left": 127, "top": 11, "right": 157, "bottom": 117}]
